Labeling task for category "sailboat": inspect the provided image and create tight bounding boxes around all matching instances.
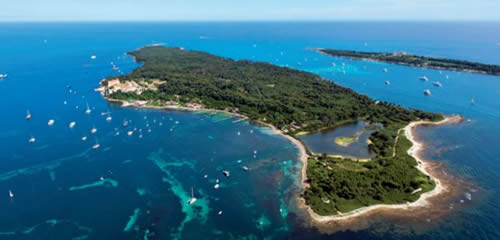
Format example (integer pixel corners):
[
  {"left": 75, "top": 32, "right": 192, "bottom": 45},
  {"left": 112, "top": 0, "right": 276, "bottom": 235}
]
[
  {"left": 26, "top": 110, "right": 32, "bottom": 120},
  {"left": 187, "top": 187, "right": 197, "bottom": 205},
  {"left": 92, "top": 138, "right": 100, "bottom": 150},
  {"left": 85, "top": 103, "right": 91, "bottom": 115}
]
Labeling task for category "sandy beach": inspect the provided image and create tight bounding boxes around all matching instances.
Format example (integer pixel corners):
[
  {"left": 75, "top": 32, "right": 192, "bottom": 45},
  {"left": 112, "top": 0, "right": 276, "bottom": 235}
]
[
  {"left": 297, "top": 115, "right": 463, "bottom": 223},
  {"left": 104, "top": 96, "right": 463, "bottom": 224}
]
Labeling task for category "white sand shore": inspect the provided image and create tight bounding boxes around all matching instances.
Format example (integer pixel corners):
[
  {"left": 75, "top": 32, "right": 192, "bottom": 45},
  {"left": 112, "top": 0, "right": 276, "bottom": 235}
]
[
  {"left": 297, "top": 115, "right": 463, "bottom": 223},
  {"left": 104, "top": 96, "right": 463, "bottom": 224}
]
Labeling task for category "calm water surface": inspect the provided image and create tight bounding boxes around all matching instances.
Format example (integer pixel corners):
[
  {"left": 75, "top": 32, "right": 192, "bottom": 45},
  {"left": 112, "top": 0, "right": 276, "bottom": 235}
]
[{"left": 0, "top": 22, "right": 499, "bottom": 239}]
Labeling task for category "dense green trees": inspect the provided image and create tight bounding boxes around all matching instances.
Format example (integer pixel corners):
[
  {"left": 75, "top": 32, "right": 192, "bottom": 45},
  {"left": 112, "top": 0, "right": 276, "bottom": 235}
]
[
  {"left": 321, "top": 49, "right": 500, "bottom": 75},
  {"left": 108, "top": 46, "right": 442, "bottom": 215}
]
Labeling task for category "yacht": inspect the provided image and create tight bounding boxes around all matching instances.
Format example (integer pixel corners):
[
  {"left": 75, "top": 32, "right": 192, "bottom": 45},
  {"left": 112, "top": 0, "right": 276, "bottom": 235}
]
[
  {"left": 213, "top": 183, "right": 220, "bottom": 190},
  {"left": 29, "top": 137, "right": 36, "bottom": 143},
  {"left": 385, "top": 80, "right": 391, "bottom": 86},
  {"left": 383, "top": 68, "right": 388, "bottom": 73},
  {"left": 8, "top": 190, "right": 14, "bottom": 199},
  {"left": 0, "top": 74, "right": 7, "bottom": 79},
  {"left": 122, "top": 120, "right": 129, "bottom": 127},
  {"left": 81, "top": 136, "right": 88, "bottom": 142},
  {"left": 223, "top": 170, "right": 230, "bottom": 177},
  {"left": 419, "top": 76, "right": 429, "bottom": 82},
  {"left": 85, "top": 103, "right": 91, "bottom": 115},
  {"left": 69, "top": 121, "right": 76, "bottom": 129},
  {"left": 242, "top": 166, "right": 249, "bottom": 171},
  {"left": 90, "top": 55, "right": 97, "bottom": 59},
  {"left": 26, "top": 110, "right": 32, "bottom": 120},
  {"left": 48, "top": 119, "right": 55, "bottom": 126},
  {"left": 432, "top": 81, "right": 443, "bottom": 87},
  {"left": 106, "top": 116, "right": 112, "bottom": 122},
  {"left": 92, "top": 143, "right": 100, "bottom": 150},
  {"left": 127, "top": 131, "right": 134, "bottom": 136},
  {"left": 187, "top": 187, "right": 197, "bottom": 205},
  {"left": 218, "top": 211, "right": 223, "bottom": 215},
  {"left": 90, "top": 127, "right": 97, "bottom": 134},
  {"left": 424, "top": 89, "right": 432, "bottom": 96}
]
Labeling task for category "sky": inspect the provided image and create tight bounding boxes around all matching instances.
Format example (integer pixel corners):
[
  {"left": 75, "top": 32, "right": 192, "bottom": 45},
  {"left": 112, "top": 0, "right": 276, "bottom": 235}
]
[{"left": 1, "top": 0, "right": 500, "bottom": 22}]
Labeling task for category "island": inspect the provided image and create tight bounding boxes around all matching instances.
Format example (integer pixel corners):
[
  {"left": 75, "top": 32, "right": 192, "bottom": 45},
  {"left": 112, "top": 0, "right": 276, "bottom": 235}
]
[
  {"left": 317, "top": 48, "right": 500, "bottom": 75},
  {"left": 96, "top": 46, "right": 452, "bottom": 221}
]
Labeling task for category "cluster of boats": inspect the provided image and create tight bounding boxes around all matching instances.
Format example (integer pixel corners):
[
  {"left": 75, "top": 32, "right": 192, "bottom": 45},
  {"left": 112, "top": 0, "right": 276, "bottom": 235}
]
[{"left": 0, "top": 73, "right": 7, "bottom": 80}]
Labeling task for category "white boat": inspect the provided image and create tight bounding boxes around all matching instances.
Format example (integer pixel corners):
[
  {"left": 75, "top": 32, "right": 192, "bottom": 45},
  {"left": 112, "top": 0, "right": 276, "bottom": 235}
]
[
  {"left": 0, "top": 74, "right": 7, "bottom": 79},
  {"left": 92, "top": 143, "right": 100, "bottom": 150},
  {"left": 433, "top": 81, "right": 443, "bottom": 87},
  {"left": 187, "top": 187, "right": 197, "bottom": 205},
  {"left": 26, "top": 110, "right": 32, "bottom": 120},
  {"left": 383, "top": 68, "right": 388, "bottom": 73},
  {"left": 29, "top": 137, "right": 36, "bottom": 143},
  {"left": 69, "top": 121, "right": 76, "bottom": 129},
  {"left": 213, "top": 183, "right": 220, "bottom": 189},
  {"left": 90, "top": 127, "right": 97, "bottom": 134},
  {"left": 115, "top": 131, "right": 120, "bottom": 136},
  {"left": 385, "top": 80, "right": 391, "bottom": 86},
  {"left": 85, "top": 103, "right": 91, "bottom": 115},
  {"left": 419, "top": 76, "right": 429, "bottom": 82},
  {"left": 122, "top": 120, "right": 129, "bottom": 127},
  {"left": 242, "top": 166, "right": 249, "bottom": 171},
  {"left": 127, "top": 131, "right": 134, "bottom": 136},
  {"left": 48, "top": 119, "right": 55, "bottom": 126},
  {"left": 223, "top": 170, "right": 230, "bottom": 177},
  {"left": 8, "top": 190, "right": 14, "bottom": 199},
  {"left": 424, "top": 89, "right": 432, "bottom": 96},
  {"left": 203, "top": 174, "right": 208, "bottom": 179},
  {"left": 81, "top": 136, "right": 88, "bottom": 142},
  {"left": 90, "top": 55, "right": 97, "bottom": 59},
  {"left": 237, "top": 131, "right": 241, "bottom": 136},
  {"left": 218, "top": 210, "right": 223, "bottom": 215},
  {"left": 106, "top": 116, "right": 112, "bottom": 122}
]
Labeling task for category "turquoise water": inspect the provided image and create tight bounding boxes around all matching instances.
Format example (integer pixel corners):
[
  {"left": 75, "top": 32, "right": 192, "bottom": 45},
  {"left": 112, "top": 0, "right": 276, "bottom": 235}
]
[{"left": 0, "top": 22, "right": 500, "bottom": 239}]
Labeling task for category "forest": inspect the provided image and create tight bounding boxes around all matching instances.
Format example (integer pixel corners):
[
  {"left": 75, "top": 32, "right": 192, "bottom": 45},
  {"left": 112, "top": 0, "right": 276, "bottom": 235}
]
[
  {"left": 106, "top": 46, "right": 443, "bottom": 215},
  {"left": 320, "top": 48, "right": 500, "bottom": 75}
]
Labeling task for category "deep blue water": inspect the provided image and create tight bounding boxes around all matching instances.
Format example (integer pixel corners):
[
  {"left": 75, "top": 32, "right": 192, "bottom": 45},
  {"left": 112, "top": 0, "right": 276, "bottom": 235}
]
[{"left": 0, "top": 22, "right": 499, "bottom": 239}]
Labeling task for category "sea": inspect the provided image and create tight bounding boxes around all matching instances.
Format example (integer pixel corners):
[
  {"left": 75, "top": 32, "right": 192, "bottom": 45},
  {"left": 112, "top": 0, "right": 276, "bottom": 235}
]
[{"left": 0, "top": 22, "right": 499, "bottom": 239}]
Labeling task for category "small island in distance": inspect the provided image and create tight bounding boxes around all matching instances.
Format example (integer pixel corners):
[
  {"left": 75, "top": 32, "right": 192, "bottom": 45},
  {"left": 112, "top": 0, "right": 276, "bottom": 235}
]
[
  {"left": 96, "top": 46, "right": 452, "bottom": 220},
  {"left": 317, "top": 48, "right": 500, "bottom": 75}
]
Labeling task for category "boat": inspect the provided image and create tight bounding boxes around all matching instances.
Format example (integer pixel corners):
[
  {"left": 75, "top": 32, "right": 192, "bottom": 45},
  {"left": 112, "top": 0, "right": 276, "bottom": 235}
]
[
  {"left": 218, "top": 210, "right": 223, "bottom": 215},
  {"left": 213, "top": 184, "right": 220, "bottom": 189},
  {"left": 385, "top": 80, "right": 391, "bottom": 86},
  {"left": 237, "top": 131, "right": 241, "bottom": 136},
  {"left": 81, "top": 136, "right": 88, "bottom": 142},
  {"left": 90, "top": 55, "right": 97, "bottom": 59},
  {"left": 85, "top": 103, "right": 91, "bottom": 115},
  {"left": 29, "top": 137, "right": 36, "bottom": 143},
  {"left": 90, "top": 127, "right": 97, "bottom": 134},
  {"left": 8, "top": 190, "right": 13, "bottom": 199},
  {"left": 127, "top": 131, "right": 134, "bottom": 136},
  {"left": 0, "top": 74, "right": 7, "bottom": 79},
  {"left": 203, "top": 174, "right": 208, "bottom": 179},
  {"left": 122, "top": 120, "right": 129, "bottom": 127},
  {"left": 187, "top": 187, "right": 197, "bottom": 205},
  {"left": 242, "top": 166, "right": 249, "bottom": 171},
  {"left": 26, "top": 110, "right": 32, "bottom": 120},
  {"left": 92, "top": 143, "right": 100, "bottom": 150},
  {"left": 106, "top": 116, "right": 112, "bottom": 122},
  {"left": 69, "top": 121, "right": 76, "bottom": 129},
  {"left": 424, "top": 89, "right": 432, "bottom": 96},
  {"left": 222, "top": 170, "right": 230, "bottom": 177},
  {"left": 48, "top": 119, "right": 55, "bottom": 126},
  {"left": 419, "top": 76, "right": 429, "bottom": 81},
  {"left": 433, "top": 81, "right": 443, "bottom": 87},
  {"left": 115, "top": 131, "right": 120, "bottom": 136},
  {"left": 471, "top": 98, "right": 475, "bottom": 105},
  {"left": 383, "top": 68, "right": 388, "bottom": 73}
]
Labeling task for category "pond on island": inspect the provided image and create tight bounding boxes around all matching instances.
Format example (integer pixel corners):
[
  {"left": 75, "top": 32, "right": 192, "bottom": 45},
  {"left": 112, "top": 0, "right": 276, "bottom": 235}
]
[{"left": 298, "top": 121, "right": 382, "bottom": 160}]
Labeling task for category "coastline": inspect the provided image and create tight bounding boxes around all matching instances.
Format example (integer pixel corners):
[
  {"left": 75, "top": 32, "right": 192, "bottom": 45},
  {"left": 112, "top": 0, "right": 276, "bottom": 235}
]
[
  {"left": 103, "top": 96, "right": 463, "bottom": 224},
  {"left": 311, "top": 47, "right": 500, "bottom": 76},
  {"left": 298, "top": 114, "right": 463, "bottom": 223}
]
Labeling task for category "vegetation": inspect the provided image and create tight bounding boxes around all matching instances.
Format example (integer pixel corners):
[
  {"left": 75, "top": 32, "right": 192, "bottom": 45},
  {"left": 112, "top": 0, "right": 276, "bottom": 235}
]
[
  {"left": 105, "top": 46, "right": 443, "bottom": 215},
  {"left": 320, "top": 48, "right": 500, "bottom": 75},
  {"left": 335, "top": 136, "right": 358, "bottom": 147}
]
